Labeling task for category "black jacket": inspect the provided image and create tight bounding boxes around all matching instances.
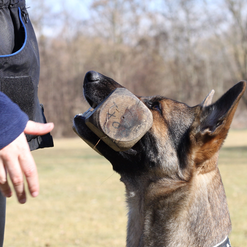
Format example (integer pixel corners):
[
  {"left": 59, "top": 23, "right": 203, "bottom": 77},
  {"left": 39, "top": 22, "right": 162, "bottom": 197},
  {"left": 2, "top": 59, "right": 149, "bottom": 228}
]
[{"left": 0, "top": 0, "right": 53, "bottom": 150}]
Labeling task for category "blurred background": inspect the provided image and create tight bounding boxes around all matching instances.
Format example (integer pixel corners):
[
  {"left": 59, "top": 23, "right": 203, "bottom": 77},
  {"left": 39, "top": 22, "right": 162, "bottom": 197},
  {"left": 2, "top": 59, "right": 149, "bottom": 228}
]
[
  {"left": 25, "top": 0, "right": 247, "bottom": 137},
  {"left": 5, "top": 1, "right": 247, "bottom": 246}
]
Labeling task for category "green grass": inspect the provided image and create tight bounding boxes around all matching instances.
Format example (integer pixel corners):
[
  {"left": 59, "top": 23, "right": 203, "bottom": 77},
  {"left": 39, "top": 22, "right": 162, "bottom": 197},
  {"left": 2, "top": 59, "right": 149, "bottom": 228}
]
[
  {"left": 5, "top": 139, "right": 126, "bottom": 247},
  {"left": 219, "top": 134, "right": 247, "bottom": 246},
  {"left": 4, "top": 131, "right": 247, "bottom": 247}
]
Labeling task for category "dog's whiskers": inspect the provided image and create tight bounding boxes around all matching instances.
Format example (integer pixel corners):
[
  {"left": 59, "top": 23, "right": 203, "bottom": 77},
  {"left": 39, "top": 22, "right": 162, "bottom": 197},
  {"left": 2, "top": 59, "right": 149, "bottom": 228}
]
[
  {"left": 94, "top": 136, "right": 108, "bottom": 150},
  {"left": 94, "top": 139, "right": 101, "bottom": 150}
]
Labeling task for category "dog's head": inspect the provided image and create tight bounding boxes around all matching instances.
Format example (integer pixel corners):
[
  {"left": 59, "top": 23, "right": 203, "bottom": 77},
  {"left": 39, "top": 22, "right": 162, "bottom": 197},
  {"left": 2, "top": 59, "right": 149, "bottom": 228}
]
[{"left": 74, "top": 71, "right": 246, "bottom": 183}]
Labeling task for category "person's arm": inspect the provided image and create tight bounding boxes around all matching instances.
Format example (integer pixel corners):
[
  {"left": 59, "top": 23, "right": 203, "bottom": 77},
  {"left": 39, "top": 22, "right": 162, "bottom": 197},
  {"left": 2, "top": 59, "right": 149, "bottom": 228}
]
[
  {"left": 0, "top": 92, "right": 29, "bottom": 149},
  {"left": 0, "top": 92, "right": 54, "bottom": 203}
]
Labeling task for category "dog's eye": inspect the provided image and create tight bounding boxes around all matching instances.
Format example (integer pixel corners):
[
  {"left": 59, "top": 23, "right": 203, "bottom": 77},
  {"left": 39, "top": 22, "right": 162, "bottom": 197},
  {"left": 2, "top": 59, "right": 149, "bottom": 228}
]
[{"left": 152, "top": 102, "right": 162, "bottom": 113}]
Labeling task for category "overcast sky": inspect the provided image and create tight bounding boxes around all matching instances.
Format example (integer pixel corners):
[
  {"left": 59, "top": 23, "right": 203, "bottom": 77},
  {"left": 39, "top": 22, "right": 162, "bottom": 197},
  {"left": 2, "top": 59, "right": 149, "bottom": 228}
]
[{"left": 26, "top": 0, "right": 93, "bottom": 19}]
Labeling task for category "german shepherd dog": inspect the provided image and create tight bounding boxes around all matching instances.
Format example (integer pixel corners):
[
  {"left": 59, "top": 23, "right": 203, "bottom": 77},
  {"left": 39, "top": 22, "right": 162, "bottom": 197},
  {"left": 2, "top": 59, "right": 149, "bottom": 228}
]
[{"left": 73, "top": 71, "right": 246, "bottom": 247}]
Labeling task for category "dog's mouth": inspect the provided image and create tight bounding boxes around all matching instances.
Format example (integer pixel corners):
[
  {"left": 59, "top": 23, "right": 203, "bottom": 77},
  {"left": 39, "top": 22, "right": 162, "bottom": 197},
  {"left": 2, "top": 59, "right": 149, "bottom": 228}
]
[
  {"left": 84, "top": 95, "right": 101, "bottom": 110},
  {"left": 73, "top": 71, "right": 153, "bottom": 157}
]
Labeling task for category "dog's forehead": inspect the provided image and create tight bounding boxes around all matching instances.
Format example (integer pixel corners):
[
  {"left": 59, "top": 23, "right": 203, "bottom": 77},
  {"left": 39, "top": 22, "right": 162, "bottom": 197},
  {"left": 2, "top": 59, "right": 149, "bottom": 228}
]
[
  {"left": 144, "top": 96, "right": 195, "bottom": 149},
  {"left": 141, "top": 95, "right": 193, "bottom": 120},
  {"left": 160, "top": 97, "right": 189, "bottom": 111},
  {"left": 162, "top": 99, "right": 194, "bottom": 123},
  {"left": 139, "top": 95, "right": 194, "bottom": 133}
]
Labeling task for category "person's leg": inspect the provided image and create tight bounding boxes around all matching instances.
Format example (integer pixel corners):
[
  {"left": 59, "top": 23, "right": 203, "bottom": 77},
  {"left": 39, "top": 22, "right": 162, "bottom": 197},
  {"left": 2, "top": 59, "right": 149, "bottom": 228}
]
[{"left": 0, "top": 193, "right": 6, "bottom": 247}]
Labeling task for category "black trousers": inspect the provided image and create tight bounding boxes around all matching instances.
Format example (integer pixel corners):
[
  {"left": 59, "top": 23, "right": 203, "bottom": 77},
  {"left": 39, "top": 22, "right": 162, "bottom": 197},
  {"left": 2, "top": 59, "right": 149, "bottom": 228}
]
[{"left": 0, "top": 194, "right": 5, "bottom": 247}]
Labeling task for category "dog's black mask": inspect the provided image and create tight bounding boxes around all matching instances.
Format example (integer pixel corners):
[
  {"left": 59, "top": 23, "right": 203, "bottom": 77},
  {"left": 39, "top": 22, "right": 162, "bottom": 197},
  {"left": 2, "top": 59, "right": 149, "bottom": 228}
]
[{"left": 73, "top": 71, "right": 165, "bottom": 175}]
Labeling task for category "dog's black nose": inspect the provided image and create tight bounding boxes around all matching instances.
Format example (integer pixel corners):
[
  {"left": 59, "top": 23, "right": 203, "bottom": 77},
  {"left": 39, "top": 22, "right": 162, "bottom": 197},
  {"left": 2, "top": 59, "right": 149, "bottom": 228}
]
[{"left": 85, "top": 71, "right": 100, "bottom": 82}]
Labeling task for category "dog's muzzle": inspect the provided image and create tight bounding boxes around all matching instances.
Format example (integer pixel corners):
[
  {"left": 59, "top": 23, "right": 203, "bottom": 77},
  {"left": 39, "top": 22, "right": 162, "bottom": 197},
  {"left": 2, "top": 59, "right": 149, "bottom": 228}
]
[{"left": 74, "top": 88, "right": 153, "bottom": 152}]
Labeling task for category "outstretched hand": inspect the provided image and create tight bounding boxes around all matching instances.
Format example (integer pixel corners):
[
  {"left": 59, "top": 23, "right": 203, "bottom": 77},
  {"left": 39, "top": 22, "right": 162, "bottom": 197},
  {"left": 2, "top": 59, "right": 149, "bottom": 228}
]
[{"left": 0, "top": 121, "right": 54, "bottom": 204}]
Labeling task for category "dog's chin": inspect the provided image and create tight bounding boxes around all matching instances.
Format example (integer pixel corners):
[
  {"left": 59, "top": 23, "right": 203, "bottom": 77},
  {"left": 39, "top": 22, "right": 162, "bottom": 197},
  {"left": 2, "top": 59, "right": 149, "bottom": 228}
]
[{"left": 73, "top": 93, "right": 100, "bottom": 144}]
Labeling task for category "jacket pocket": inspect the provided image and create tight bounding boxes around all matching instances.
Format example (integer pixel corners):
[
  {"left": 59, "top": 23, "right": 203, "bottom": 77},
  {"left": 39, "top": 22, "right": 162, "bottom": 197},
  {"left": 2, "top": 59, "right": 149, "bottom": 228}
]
[
  {"left": 0, "top": 7, "right": 27, "bottom": 57},
  {"left": 0, "top": 75, "right": 35, "bottom": 119}
]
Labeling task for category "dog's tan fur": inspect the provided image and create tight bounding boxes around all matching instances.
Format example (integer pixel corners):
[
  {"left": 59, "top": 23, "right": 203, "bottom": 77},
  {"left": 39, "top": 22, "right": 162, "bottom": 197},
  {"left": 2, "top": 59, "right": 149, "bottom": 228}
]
[
  {"left": 123, "top": 100, "right": 232, "bottom": 247},
  {"left": 73, "top": 71, "right": 246, "bottom": 247}
]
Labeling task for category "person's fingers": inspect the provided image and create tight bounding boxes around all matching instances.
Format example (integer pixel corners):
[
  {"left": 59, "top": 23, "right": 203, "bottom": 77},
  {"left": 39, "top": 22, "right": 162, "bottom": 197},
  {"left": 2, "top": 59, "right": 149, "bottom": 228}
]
[
  {"left": 18, "top": 141, "right": 39, "bottom": 198},
  {"left": 24, "top": 121, "right": 54, "bottom": 136},
  {"left": 0, "top": 159, "right": 12, "bottom": 198},
  {"left": 0, "top": 159, "right": 6, "bottom": 184},
  {"left": 0, "top": 124, "right": 43, "bottom": 203},
  {"left": 4, "top": 151, "right": 26, "bottom": 204}
]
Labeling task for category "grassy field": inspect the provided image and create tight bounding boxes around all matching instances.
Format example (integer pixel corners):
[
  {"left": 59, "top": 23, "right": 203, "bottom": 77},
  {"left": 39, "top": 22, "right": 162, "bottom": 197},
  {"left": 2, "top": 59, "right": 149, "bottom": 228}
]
[{"left": 4, "top": 130, "right": 247, "bottom": 247}]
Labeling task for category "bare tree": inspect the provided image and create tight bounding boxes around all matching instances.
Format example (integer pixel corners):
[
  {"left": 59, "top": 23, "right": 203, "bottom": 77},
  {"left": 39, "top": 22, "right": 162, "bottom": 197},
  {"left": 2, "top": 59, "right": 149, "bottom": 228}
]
[
  {"left": 145, "top": 0, "right": 210, "bottom": 104},
  {"left": 225, "top": 0, "right": 247, "bottom": 80},
  {"left": 88, "top": 0, "right": 148, "bottom": 85},
  {"left": 202, "top": 0, "right": 247, "bottom": 104}
]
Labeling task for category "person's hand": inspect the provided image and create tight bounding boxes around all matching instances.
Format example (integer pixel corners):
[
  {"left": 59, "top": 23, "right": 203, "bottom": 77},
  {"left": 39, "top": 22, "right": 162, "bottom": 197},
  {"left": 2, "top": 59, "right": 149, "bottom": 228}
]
[{"left": 0, "top": 121, "right": 54, "bottom": 204}]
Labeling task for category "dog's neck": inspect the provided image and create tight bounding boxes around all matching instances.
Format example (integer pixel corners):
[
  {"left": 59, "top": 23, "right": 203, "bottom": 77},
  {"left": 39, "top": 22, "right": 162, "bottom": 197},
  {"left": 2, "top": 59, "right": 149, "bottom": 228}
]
[{"left": 121, "top": 163, "right": 231, "bottom": 247}]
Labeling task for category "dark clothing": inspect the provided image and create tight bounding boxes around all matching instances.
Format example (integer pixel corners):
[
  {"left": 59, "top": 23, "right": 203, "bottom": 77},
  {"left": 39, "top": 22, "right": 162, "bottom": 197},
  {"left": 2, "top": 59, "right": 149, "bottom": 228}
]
[
  {"left": 0, "top": 92, "right": 29, "bottom": 149},
  {"left": 0, "top": 0, "right": 53, "bottom": 150},
  {"left": 0, "top": 194, "right": 5, "bottom": 247},
  {"left": 0, "top": 1, "right": 54, "bottom": 246}
]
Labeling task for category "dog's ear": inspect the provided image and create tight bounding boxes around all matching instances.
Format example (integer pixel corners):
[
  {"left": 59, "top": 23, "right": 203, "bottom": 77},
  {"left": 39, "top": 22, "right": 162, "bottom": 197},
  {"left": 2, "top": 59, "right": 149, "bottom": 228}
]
[
  {"left": 190, "top": 81, "right": 246, "bottom": 166},
  {"left": 201, "top": 89, "right": 215, "bottom": 107}
]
